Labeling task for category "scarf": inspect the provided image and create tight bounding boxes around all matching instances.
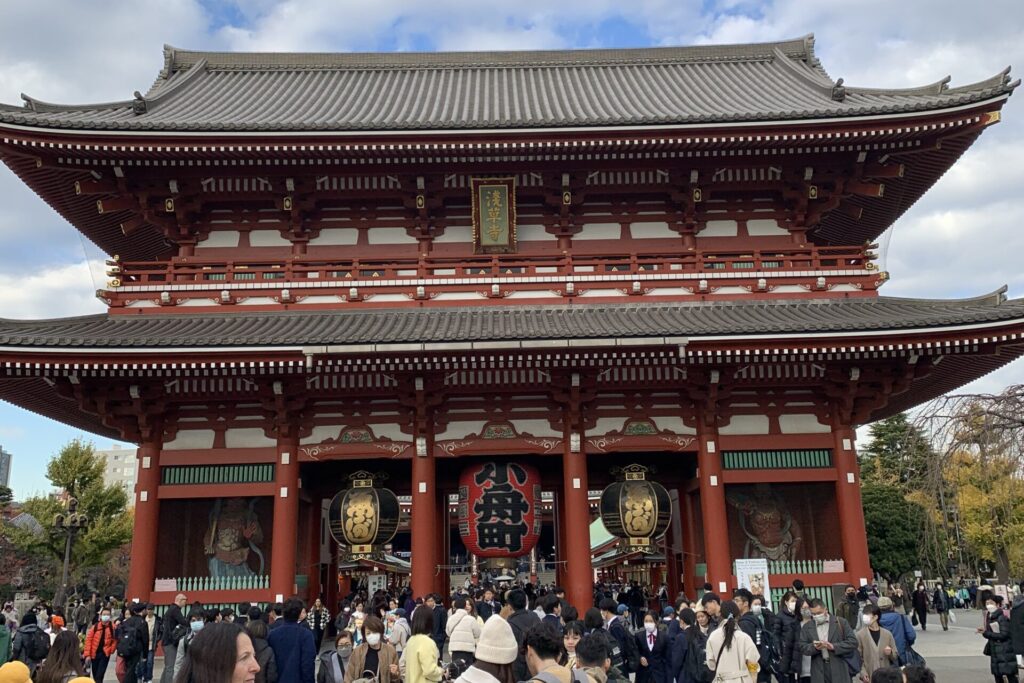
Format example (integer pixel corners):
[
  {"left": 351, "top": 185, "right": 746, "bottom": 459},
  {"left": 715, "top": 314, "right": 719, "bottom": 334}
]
[{"left": 331, "top": 653, "right": 344, "bottom": 683}]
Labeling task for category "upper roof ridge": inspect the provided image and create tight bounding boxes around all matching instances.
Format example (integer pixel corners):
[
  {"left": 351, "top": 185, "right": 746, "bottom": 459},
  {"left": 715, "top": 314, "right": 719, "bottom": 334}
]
[{"left": 161, "top": 35, "right": 817, "bottom": 74}]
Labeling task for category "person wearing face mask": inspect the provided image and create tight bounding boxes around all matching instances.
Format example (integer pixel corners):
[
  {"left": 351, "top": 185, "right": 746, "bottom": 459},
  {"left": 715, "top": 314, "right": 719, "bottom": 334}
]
[
  {"left": 174, "top": 611, "right": 208, "bottom": 677},
  {"left": 854, "top": 605, "right": 896, "bottom": 682},
  {"left": 772, "top": 592, "right": 802, "bottom": 683},
  {"left": 837, "top": 586, "right": 859, "bottom": 631},
  {"left": 344, "top": 616, "right": 399, "bottom": 683},
  {"left": 981, "top": 596, "right": 1019, "bottom": 683},
  {"left": 84, "top": 608, "right": 117, "bottom": 683},
  {"left": 632, "top": 613, "right": 669, "bottom": 683},
  {"left": 704, "top": 602, "right": 759, "bottom": 683},
  {"left": 246, "top": 618, "right": 279, "bottom": 683},
  {"left": 732, "top": 590, "right": 771, "bottom": 683},
  {"left": 317, "top": 632, "right": 352, "bottom": 683},
  {"left": 797, "top": 599, "right": 857, "bottom": 683}
]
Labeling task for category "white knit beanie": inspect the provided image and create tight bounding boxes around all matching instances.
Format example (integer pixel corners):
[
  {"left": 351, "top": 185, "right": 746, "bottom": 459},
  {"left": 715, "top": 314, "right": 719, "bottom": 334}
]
[{"left": 474, "top": 616, "right": 519, "bottom": 665}]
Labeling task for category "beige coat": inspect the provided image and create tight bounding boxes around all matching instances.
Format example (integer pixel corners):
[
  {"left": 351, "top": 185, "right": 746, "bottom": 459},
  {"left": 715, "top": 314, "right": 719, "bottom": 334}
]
[
  {"left": 344, "top": 642, "right": 399, "bottom": 683},
  {"left": 705, "top": 627, "right": 759, "bottom": 682},
  {"left": 855, "top": 626, "right": 898, "bottom": 680}
]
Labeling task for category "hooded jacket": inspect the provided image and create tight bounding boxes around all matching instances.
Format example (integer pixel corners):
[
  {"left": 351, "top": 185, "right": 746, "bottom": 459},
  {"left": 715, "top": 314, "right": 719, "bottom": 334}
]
[{"left": 878, "top": 610, "right": 915, "bottom": 660}]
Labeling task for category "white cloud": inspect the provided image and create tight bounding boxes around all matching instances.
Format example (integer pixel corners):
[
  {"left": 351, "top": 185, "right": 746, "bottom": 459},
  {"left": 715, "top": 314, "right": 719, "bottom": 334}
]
[{"left": 0, "top": 260, "right": 105, "bottom": 320}]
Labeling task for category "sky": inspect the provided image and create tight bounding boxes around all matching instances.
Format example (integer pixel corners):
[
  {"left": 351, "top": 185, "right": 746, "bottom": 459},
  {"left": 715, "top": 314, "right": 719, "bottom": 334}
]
[{"left": 1, "top": 0, "right": 1023, "bottom": 498}]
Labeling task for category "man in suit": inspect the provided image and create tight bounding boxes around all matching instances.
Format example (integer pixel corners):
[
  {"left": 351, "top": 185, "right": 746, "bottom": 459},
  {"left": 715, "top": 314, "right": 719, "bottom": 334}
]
[{"left": 798, "top": 599, "right": 858, "bottom": 683}]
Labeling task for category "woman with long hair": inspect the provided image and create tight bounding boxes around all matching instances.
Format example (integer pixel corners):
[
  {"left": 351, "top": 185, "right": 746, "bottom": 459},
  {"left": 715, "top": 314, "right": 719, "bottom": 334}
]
[
  {"left": 704, "top": 602, "right": 759, "bottom": 683},
  {"left": 453, "top": 617, "right": 518, "bottom": 683},
  {"left": 562, "top": 621, "right": 585, "bottom": 669},
  {"left": 174, "top": 622, "right": 260, "bottom": 683},
  {"left": 245, "top": 618, "right": 278, "bottom": 683},
  {"left": 35, "top": 631, "right": 85, "bottom": 683}
]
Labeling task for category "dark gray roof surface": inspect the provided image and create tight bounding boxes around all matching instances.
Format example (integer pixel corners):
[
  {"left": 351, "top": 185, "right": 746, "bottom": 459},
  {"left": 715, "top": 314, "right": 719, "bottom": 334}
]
[
  {"left": 1, "top": 293, "right": 1022, "bottom": 349},
  {"left": 0, "top": 36, "right": 1016, "bottom": 132}
]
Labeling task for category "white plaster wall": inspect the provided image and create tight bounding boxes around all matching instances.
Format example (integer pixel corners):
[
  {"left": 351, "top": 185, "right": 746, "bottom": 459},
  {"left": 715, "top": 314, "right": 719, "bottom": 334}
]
[
  {"left": 631, "top": 221, "right": 678, "bottom": 239},
  {"left": 654, "top": 416, "right": 697, "bottom": 435},
  {"left": 438, "top": 420, "right": 488, "bottom": 440},
  {"left": 163, "top": 430, "right": 216, "bottom": 450},
  {"left": 592, "top": 417, "right": 627, "bottom": 435},
  {"left": 432, "top": 292, "right": 487, "bottom": 301},
  {"left": 718, "top": 415, "right": 771, "bottom": 435},
  {"left": 238, "top": 297, "right": 279, "bottom": 306},
  {"left": 700, "top": 220, "right": 738, "bottom": 237},
  {"left": 367, "top": 228, "right": 418, "bottom": 245},
  {"left": 198, "top": 230, "right": 241, "bottom": 248},
  {"left": 510, "top": 419, "right": 562, "bottom": 438},
  {"left": 746, "top": 218, "right": 788, "bottom": 236},
  {"left": 371, "top": 423, "right": 412, "bottom": 443},
  {"left": 224, "top": 428, "right": 277, "bottom": 448},
  {"left": 433, "top": 227, "right": 472, "bottom": 244},
  {"left": 575, "top": 223, "right": 621, "bottom": 240},
  {"left": 249, "top": 230, "right": 292, "bottom": 247},
  {"left": 518, "top": 225, "right": 556, "bottom": 242},
  {"left": 309, "top": 228, "right": 359, "bottom": 246},
  {"left": 779, "top": 414, "right": 831, "bottom": 434},
  {"left": 506, "top": 291, "right": 560, "bottom": 299}
]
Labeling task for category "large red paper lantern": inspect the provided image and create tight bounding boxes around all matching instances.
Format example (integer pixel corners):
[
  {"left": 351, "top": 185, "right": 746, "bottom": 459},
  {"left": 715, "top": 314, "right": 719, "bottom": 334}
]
[{"left": 458, "top": 462, "right": 541, "bottom": 558}]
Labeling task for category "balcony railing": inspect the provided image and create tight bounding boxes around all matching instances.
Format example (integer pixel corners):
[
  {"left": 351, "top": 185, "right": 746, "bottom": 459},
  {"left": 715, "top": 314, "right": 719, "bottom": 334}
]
[
  {"left": 732, "top": 559, "right": 845, "bottom": 576},
  {"left": 157, "top": 575, "right": 270, "bottom": 592},
  {"left": 112, "top": 245, "right": 874, "bottom": 288}
]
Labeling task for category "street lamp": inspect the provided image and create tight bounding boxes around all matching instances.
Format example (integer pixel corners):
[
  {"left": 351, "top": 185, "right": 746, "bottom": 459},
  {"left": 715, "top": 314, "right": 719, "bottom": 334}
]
[{"left": 53, "top": 497, "right": 88, "bottom": 610}]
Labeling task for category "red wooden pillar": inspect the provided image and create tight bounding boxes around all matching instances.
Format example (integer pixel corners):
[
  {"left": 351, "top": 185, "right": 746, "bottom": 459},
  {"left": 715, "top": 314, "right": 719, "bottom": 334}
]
[
  {"left": 553, "top": 491, "right": 568, "bottom": 587},
  {"left": 127, "top": 434, "right": 162, "bottom": 602},
  {"left": 270, "top": 433, "right": 299, "bottom": 602},
  {"left": 680, "top": 488, "right": 698, "bottom": 598},
  {"left": 833, "top": 426, "right": 873, "bottom": 586},
  {"left": 410, "top": 441, "right": 438, "bottom": 600},
  {"left": 562, "top": 424, "right": 593, "bottom": 612},
  {"left": 697, "top": 423, "right": 731, "bottom": 594}
]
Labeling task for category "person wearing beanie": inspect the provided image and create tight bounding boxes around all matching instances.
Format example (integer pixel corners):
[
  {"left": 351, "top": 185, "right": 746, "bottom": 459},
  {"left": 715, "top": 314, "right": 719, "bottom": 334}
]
[
  {"left": 455, "top": 616, "right": 520, "bottom": 683},
  {"left": 0, "top": 661, "right": 32, "bottom": 683}
]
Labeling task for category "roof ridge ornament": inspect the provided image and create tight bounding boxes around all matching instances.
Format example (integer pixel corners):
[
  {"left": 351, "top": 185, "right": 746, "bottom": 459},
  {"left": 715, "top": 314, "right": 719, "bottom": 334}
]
[
  {"left": 831, "top": 78, "right": 846, "bottom": 102},
  {"left": 132, "top": 91, "right": 147, "bottom": 115}
]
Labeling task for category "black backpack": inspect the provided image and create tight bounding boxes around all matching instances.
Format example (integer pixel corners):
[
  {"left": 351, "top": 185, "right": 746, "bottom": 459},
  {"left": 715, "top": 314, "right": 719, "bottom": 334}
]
[
  {"left": 754, "top": 623, "right": 782, "bottom": 675},
  {"left": 25, "top": 628, "right": 50, "bottom": 662},
  {"left": 685, "top": 631, "right": 714, "bottom": 683},
  {"left": 117, "top": 620, "right": 143, "bottom": 658}
]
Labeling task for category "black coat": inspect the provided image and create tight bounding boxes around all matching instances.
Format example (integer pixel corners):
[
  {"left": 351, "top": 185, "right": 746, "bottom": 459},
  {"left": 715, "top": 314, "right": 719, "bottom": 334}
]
[
  {"left": 1010, "top": 600, "right": 1024, "bottom": 656},
  {"left": 668, "top": 627, "right": 691, "bottom": 683},
  {"left": 507, "top": 608, "right": 541, "bottom": 683},
  {"left": 633, "top": 627, "right": 670, "bottom": 683},
  {"left": 162, "top": 604, "right": 188, "bottom": 646},
  {"left": 983, "top": 611, "right": 1017, "bottom": 676},
  {"left": 772, "top": 607, "right": 801, "bottom": 675}
]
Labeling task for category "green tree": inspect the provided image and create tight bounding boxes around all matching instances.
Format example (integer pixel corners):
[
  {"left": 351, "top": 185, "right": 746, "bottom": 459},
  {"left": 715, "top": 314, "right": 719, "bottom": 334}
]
[
  {"left": 861, "top": 480, "right": 926, "bottom": 582},
  {"left": 7, "top": 439, "right": 134, "bottom": 591},
  {"left": 0, "top": 485, "right": 12, "bottom": 507},
  {"left": 860, "top": 414, "right": 934, "bottom": 490}
]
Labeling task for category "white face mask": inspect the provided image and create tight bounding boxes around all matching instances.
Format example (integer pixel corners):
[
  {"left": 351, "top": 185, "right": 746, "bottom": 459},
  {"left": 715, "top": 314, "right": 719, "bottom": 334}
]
[
  {"left": 752, "top": 605, "right": 762, "bottom": 615},
  {"left": 862, "top": 615, "right": 874, "bottom": 626},
  {"left": 786, "top": 601, "right": 797, "bottom": 612},
  {"left": 987, "top": 605, "right": 999, "bottom": 614},
  {"left": 644, "top": 623, "right": 657, "bottom": 634},
  {"left": 366, "top": 633, "right": 382, "bottom": 646}
]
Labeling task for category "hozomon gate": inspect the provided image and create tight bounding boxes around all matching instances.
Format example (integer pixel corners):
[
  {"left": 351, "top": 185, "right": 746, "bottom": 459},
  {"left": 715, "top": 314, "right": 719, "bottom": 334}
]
[{"left": 0, "top": 37, "right": 1022, "bottom": 613}]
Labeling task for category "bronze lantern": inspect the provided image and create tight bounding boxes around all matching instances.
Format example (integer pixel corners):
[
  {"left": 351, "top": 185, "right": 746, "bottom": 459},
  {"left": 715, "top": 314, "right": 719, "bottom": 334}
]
[
  {"left": 327, "top": 471, "right": 400, "bottom": 561},
  {"left": 599, "top": 464, "right": 672, "bottom": 553}
]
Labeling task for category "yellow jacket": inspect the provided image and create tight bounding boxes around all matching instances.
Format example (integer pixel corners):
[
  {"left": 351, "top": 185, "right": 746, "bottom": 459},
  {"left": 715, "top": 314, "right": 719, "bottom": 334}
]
[{"left": 400, "top": 634, "right": 443, "bottom": 683}]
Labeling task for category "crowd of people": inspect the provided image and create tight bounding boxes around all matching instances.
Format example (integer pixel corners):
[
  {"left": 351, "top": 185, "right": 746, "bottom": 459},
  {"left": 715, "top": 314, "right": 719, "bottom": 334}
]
[{"left": 2, "top": 577, "right": 1022, "bottom": 683}]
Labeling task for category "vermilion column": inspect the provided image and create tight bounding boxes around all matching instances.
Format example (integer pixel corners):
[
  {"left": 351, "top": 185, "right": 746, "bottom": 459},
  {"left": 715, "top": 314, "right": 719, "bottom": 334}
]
[
  {"left": 270, "top": 433, "right": 299, "bottom": 602},
  {"left": 127, "top": 435, "right": 163, "bottom": 602},
  {"left": 410, "top": 436, "right": 438, "bottom": 599},
  {"left": 833, "top": 426, "right": 873, "bottom": 586},
  {"left": 553, "top": 491, "right": 568, "bottom": 587},
  {"left": 696, "top": 423, "right": 732, "bottom": 594},
  {"left": 562, "top": 424, "right": 593, "bottom": 612}
]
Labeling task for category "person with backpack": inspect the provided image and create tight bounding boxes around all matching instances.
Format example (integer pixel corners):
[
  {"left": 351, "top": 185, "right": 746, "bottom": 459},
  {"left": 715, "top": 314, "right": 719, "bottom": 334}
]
[
  {"left": 246, "top": 618, "right": 279, "bottom": 683},
  {"left": 523, "top": 622, "right": 577, "bottom": 683},
  {"left": 731, "top": 590, "right": 773, "bottom": 683},
  {"left": 704, "top": 602, "right": 759, "bottom": 683},
  {"left": 116, "top": 603, "right": 149, "bottom": 683},
  {"left": 876, "top": 597, "right": 915, "bottom": 665},
  {"left": 160, "top": 594, "right": 189, "bottom": 683},
  {"left": 84, "top": 607, "right": 117, "bottom": 683},
  {"left": 598, "top": 599, "right": 638, "bottom": 676},
  {"left": 573, "top": 633, "right": 620, "bottom": 683},
  {"left": 506, "top": 590, "right": 541, "bottom": 683},
  {"left": 11, "top": 612, "right": 49, "bottom": 675}
]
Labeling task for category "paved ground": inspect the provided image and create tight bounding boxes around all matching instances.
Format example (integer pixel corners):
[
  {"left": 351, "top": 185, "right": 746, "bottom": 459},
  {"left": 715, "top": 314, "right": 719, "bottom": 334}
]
[{"left": 110, "top": 610, "right": 1011, "bottom": 683}]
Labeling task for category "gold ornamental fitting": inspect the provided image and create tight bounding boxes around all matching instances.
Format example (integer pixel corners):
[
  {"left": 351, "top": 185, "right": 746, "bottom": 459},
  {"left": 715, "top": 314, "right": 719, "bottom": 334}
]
[{"left": 108, "top": 278, "right": 122, "bottom": 288}]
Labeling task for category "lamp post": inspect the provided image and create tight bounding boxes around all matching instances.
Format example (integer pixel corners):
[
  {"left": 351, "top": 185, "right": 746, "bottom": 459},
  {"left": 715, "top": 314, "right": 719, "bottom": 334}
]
[{"left": 54, "top": 497, "right": 88, "bottom": 611}]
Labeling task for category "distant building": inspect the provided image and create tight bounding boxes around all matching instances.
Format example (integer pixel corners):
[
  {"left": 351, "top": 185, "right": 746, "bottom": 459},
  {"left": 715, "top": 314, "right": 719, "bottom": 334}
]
[
  {"left": 0, "top": 446, "right": 11, "bottom": 488},
  {"left": 98, "top": 445, "right": 138, "bottom": 495}
]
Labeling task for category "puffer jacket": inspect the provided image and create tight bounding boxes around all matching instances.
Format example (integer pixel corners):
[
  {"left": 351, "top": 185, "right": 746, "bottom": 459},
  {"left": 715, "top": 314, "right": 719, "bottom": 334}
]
[
  {"left": 984, "top": 610, "right": 1017, "bottom": 677},
  {"left": 771, "top": 606, "right": 801, "bottom": 674},
  {"left": 445, "top": 609, "right": 481, "bottom": 654},
  {"left": 84, "top": 622, "right": 118, "bottom": 658}
]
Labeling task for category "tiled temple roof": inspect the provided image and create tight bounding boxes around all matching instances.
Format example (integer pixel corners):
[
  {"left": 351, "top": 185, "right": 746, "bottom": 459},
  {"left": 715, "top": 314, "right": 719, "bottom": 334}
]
[{"left": 0, "top": 36, "right": 1016, "bottom": 132}]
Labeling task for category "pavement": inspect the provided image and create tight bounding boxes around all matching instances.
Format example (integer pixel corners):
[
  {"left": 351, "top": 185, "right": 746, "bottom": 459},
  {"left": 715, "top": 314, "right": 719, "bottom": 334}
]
[{"left": 108, "top": 610, "right": 1010, "bottom": 683}]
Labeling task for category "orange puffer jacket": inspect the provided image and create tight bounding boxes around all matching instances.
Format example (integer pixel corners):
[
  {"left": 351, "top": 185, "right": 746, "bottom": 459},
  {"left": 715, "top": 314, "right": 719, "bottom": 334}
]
[{"left": 85, "top": 622, "right": 117, "bottom": 658}]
